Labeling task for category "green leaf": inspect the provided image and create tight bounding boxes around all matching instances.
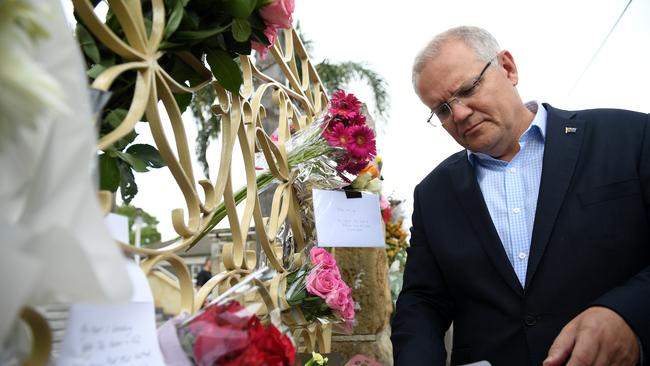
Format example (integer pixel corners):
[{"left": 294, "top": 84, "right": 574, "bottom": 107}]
[
  {"left": 99, "top": 154, "right": 120, "bottom": 192},
  {"left": 206, "top": 49, "right": 243, "bottom": 94},
  {"left": 174, "top": 93, "right": 193, "bottom": 114},
  {"left": 118, "top": 162, "right": 138, "bottom": 204},
  {"left": 255, "top": 0, "right": 273, "bottom": 8},
  {"left": 223, "top": 31, "right": 252, "bottom": 55},
  {"left": 126, "top": 144, "right": 166, "bottom": 168},
  {"left": 87, "top": 64, "right": 106, "bottom": 79},
  {"left": 164, "top": 0, "right": 185, "bottom": 39},
  {"left": 231, "top": 18, "right": 252, "bottom": 42},
  {"left": 115, "top": 151, "right": 149, "bottom": 172},
  {"left": 224, "top": 0, "right": 257, "bottom": 19},
  {"left": 76, "top": 24, "right": 101, "bottom": 64},
  {"left": 105, "top": 108, "right": 129, "bottom": 128},
  {"left": 172, "top": 23, "right": 232, "bottom": 42}
]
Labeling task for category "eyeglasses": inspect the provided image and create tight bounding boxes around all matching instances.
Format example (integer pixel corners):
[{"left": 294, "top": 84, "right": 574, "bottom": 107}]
[{"left": 426, "top": 56, "right": 497, "bottom": 126}]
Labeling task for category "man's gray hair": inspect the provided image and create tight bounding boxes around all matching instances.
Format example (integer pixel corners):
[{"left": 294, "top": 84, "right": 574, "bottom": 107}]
[{"left": 412, "top": 26, "right": 501, "bottom": 89}]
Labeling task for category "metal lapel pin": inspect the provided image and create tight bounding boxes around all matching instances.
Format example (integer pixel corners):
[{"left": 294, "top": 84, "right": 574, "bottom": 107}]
[{"left": 565, "top": 127, "right": 577, "bottom": 134}]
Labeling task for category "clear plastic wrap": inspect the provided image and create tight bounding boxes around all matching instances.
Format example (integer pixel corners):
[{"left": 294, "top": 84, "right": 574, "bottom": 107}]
[
  {"left": 284, "top": 247, "right": 355, "bottom": 332},
  {"left": 159, "top": 268, "right": 295, "bottom": 366}
]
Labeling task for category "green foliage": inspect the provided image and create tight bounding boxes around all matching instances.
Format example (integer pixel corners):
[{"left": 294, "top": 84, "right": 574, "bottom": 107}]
[
  {"left": 316, "top": 60, "right": 390, "bottom": 119},
  {"left": 207, "top": 49, "right": 243, "bottom": 94},
  {"left": 115, "top": 204, "right": 162, "bottom": 246},
  {"left": 191, "top": 84, "right": 221, "bottom": 178}
]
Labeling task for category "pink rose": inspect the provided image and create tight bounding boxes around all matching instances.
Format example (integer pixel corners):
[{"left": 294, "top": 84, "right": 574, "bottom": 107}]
[
  {"left": 339, "top": 293, "right": 355, "bottom": 321},
  {"left": 258, "top": 0, "right": 295, "bottom": 29},
  {"left": 306, "top": 268, "right": 340, "bottom": 299},
  {"left": 251, "top": 25, "right": 278, "bottom": 60},
  {"left": 309, "top": 247, "right": 337, "bottom": 269},
  {"left": 325, "top": 285, "right": 351, "bottom": 312}
]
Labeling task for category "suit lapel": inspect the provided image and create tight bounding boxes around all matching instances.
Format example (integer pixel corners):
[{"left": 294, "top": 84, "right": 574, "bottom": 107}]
[
  {"left": 449, "top": 156, "right": 524, "bottom": 296},
  {"left": 525, "top": 105, "right": 585, "bottom": 288}
]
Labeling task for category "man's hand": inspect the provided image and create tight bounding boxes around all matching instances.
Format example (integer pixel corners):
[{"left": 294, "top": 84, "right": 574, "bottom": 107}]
[{"left": 543, "top": 306, "right": 639, "bottom": 366}]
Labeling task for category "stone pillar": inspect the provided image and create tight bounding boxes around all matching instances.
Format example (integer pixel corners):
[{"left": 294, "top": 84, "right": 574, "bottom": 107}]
[{"left": 331, "top": 247, "right": 393, "bottom": 365}]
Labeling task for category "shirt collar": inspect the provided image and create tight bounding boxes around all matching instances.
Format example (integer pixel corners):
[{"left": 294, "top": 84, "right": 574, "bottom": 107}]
[{"left": 467, "top": 101, "right": 547, "bottom": 164}]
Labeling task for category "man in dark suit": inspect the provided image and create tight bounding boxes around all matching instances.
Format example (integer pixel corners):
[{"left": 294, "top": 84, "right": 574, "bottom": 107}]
[{"left": 391, "top": 26, "right": 649, "bottom": 366}]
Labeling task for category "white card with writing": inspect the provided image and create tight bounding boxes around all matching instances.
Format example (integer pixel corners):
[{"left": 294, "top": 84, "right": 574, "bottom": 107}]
[
  {"left": 312, "top": 189, "right": 385, "bottom": 248},
  {"left": 56, "top": 302, "right": 165, "bottom": 366}
]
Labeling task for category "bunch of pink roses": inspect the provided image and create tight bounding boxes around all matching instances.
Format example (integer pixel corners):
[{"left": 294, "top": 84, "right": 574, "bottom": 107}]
[
  {"left": 285, "top": 247, "right": 355, "bottom": 323},
  {"left": 252, "top": 0, "right": 295, "bottom": 59},
  {"left": 322, "top": 90, "right": 377, "bottom": 175}
]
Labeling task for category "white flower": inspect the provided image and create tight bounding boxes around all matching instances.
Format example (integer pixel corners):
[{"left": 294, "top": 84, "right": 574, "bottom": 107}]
[{"left": 311, "top": 352, "right": 328, "bottom": 365}]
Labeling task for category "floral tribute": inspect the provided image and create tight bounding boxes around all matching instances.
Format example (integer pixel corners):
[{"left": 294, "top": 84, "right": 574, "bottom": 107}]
[
  {"left": 285, "top": 247, "right": 355, "bottom": 324},
  {"left": 194, "top": 90, "right": 377, "bottom": 246},
  {"left": 322, "top": 90, "right": 377, "bottom": 175},
  {"left": 177, "top": 300, "right": 295, "bottom": 366}
]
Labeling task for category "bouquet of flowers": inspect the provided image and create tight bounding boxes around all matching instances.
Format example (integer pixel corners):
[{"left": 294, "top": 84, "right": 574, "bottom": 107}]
[
  {"left": 194, "top": 90, "right": 377, "bottom": 246},
  {"left": 285, "top": 247, "right": 355, "bottom": 325},
  {"left": 176, "top": 300, "right": 295, "bottom": 366},
  {"left": 384, "top": 198, "right": 408, "bottom": 264},
  {"left": 158, "top": 298, "right": 295, "bottom": 365}
]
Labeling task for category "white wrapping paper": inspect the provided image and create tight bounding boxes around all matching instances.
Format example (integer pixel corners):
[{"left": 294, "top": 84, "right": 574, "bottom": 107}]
[{"left": 0, "top": 0, "right": 131, "bottom": 342}]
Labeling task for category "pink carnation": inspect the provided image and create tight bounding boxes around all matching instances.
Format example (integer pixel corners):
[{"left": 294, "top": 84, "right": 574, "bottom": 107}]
[
  {"left": 306, "top": 268, "right": 340, "bottom": 299},
  {"left": 346, "top": 124, "right": 376, "bottom": 160},
  {"left": 309, "top": 247, "right": 337, "bottom": 269},
  {"left": 258, "top": 0, "right": 295, "bottom": 29},
  {"left": 251, "top": 25, "right": 278, "bottom": 60}
]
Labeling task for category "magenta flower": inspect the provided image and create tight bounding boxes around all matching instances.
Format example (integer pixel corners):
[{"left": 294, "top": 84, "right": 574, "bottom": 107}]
[
  {"left": 323, "top": 122, "right": 351, "bottom": 147},
  {"left": 337, "top": 157, "right": 369, "bottom": 175},
  {"left": 346, "top": 124, "right": 376, "bottom": 159},
  {"left": 329, "top": 90, "right": 362, "bottom": 118},
  {"left": 348, "top": 111, "right": 367, "bottom": 126}
]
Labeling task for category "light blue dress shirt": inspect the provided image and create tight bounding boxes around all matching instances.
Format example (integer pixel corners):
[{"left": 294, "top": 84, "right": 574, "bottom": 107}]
[{"left": 468, "top": 101, "right": 547, "bottom": 287}]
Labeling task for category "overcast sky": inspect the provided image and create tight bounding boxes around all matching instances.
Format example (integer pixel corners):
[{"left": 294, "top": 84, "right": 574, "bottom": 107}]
[{"left": 66, "top": 0, "right": 650, "bottom": 239}]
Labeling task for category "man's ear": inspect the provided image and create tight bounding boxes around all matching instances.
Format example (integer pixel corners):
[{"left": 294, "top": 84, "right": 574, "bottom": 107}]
[{"left": 499, "top": 50, "right": 519, "bottom": 86}]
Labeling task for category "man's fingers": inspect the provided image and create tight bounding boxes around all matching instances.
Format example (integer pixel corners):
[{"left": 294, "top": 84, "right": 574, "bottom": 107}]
[
  {"left": 565, "top": 331, "right": 599, "bottom": 366},
  {"left": 543, "top": 322, "right": 577, "bottom": 366}
]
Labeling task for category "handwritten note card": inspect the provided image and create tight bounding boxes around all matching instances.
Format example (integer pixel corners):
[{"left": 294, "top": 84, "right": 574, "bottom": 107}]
[
  {"left": 56, "top": 302, "right": 165, "bottom": 366},
  {"left": 312, "top": 189, "right": 384, "bottom": 248}
]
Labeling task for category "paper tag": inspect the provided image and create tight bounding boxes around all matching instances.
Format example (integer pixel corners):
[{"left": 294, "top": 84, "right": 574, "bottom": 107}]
[
  {"left": 56, "top": 302, "right": 165, "bottom": 366},
  {"left": 312, "top": 189, "right": 385, "bottom": 248},
  {"left": 105, "top": 213, "right": 129, "bottom": 244}
]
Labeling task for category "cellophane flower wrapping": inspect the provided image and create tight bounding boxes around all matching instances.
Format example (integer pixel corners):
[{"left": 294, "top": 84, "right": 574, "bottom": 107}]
[
  {"left": 160, "top": 269, "right": 295, "bottom": 366},
  {"left": 284, "top": 247, "right": 355, "bottom": 330}
]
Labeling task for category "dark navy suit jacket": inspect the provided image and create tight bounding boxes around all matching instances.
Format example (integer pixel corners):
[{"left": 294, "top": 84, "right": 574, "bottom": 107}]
[{"left": 391, "top": 105, "right": 650, "bottom": 365}]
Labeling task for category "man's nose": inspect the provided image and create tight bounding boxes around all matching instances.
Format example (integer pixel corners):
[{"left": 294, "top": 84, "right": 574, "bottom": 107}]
[{"left": 450, "top": 100, "right": 473, "bottom": 123}]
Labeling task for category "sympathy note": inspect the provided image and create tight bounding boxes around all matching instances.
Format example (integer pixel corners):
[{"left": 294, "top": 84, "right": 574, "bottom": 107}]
[
  {"left": 312, "top": 189, "right": 384, "bottom": 247},
  {"left": 56, "top": 302, "right": 164, "bottom": 366}
]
